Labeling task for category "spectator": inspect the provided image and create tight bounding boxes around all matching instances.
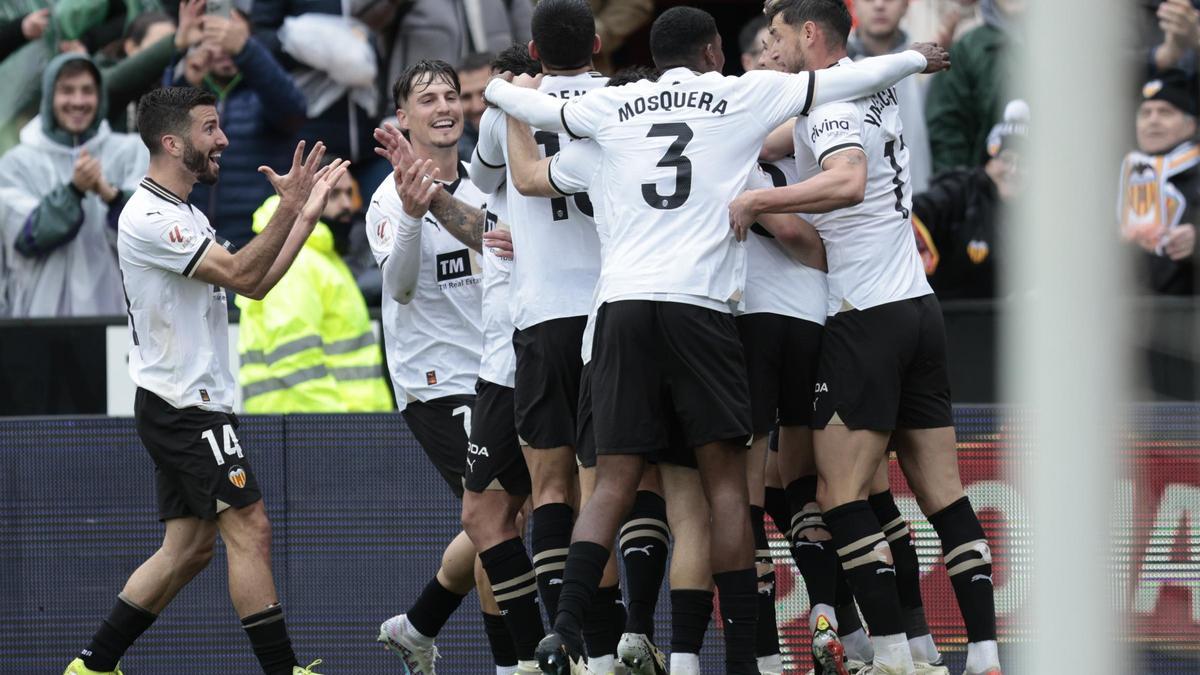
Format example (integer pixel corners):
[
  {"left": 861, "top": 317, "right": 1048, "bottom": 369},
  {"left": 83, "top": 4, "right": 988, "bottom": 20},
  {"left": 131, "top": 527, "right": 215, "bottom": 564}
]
[
  {"left": 912, "top": 100, "right": 1027, "bottom": 300},
  {"left": 96, "top": 0, "right": 205, "bottom": 133},
  {"left": 236, "top": 168, "right": 392, "bottom": 413},
  {"left": 174, "top": 10, "right": 307, "bottom": 249},
  {"left": 456, "top": 50, "right": 492, "bottom": 163},
  {"left": 1119, "top": 71, "right": 1198, "bottom": 294},
  {"left": 0, "top": 53, "right": 147, "bottom": 317},
  {"left": 925, "top": 0, "right": 1022, "bottom": 173},
  {"left": 738, "top": 14, "right": 768, "bottom": 72},
  {"left": 849, "top": 0, "right": 933, "bottom": 192},
  {"left": 1146, "top": 0, "right": 1200, "bottom": 78},
  {"left": 589, "top": 0, "right": 654, "bottom": 73},
  {"left": 250, "top": 0, "right": 381, "bottom": 174},
  {"left": 0, "top": 7, "right": 49, "bottom": 63},
  {"left": 382, "top": 0, "right": 531, "bottom": 93}
]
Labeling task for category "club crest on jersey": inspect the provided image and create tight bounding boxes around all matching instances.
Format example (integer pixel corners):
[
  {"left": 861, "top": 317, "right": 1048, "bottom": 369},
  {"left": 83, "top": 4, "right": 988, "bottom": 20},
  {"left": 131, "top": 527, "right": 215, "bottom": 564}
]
[
  {"left": 161, "top": 223, "right": 196, "bottom": 250},
  {"left": 967, "top": 239, "right": 990, "bottom": 264},
  {"left": 228, "top": 465, "right": 247, "bottom": 489}
]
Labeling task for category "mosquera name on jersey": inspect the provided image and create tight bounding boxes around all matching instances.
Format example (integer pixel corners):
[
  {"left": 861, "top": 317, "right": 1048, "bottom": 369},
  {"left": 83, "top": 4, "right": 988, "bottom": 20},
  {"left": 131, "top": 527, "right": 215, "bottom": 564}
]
[
  {"left": 117, "top": 177, "right": 236, "bottom": 412},
  {"left": 476, "top": 72, "right": 607, "bottom": 331},
  {"left": 365, "top": 167, "right": 486, "bottom": 409},
  {"left": 794, "top": 57, "right": 933, "bottom": 316}
]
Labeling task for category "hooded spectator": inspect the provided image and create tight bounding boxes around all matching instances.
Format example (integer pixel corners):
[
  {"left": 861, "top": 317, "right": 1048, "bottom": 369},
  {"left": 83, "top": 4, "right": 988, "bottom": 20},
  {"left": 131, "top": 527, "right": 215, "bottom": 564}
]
[
  {"left": 1119, "top": 70, "right": 1199, "bottom": 294},
  {"left": 925, "top": 0, "right": 1022, "bottom": 172},
  {"left": 0, "top": 52, "right": 148, "bottom": 317},
  {"left": 912, "top": 99, "right": 1027, "bottom": 299}
]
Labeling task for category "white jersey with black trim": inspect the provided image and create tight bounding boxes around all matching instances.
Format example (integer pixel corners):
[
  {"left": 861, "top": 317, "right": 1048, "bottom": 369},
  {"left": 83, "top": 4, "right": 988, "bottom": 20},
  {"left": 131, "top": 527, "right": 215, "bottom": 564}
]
[
  {"left": 479, "top": 186, "right": 516, "bottom": 388},
  {"left": 477, "top": 71, "right": 607, "bottom": 330},
  {"left": 557, "top": 67, "right": 832, "bottom": 312},
  {"left": 795, "top": 57, "right": 932, "bottom": 315},
  {"left": 547, "top": 138, "right": 606, "bottom": 364},
  {"left": 740, "top": 158, "right": 828, "bottom": 325},
  {"left": 365, "top": 167, "right": 484, "bottom": 409},
  {"left": 117, "top": 177, "right": 235, "bottom": 412}
]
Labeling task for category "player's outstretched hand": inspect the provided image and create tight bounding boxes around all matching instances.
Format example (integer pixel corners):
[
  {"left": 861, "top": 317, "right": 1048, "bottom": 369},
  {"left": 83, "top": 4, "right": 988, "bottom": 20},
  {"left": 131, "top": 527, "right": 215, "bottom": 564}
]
[
  {"left": 260, "top": 140, "right": 326, "bottom": 206},
  {"left": 483, "top": 227, "right": 514, "bottom": 260},
  {"left": 300, "top": 158, "right": 351, "bottom": 225},
  {"left": 397, "top": 158, "right": 441, "bottom": 220},
  {"left": 910, "top": 42, "right": 950, "bottom": 73},
  {"left": 374, "top": 123, "right": 417, "bottom": 171},
  {"left": 512, "top": 73, "right": 544, "bottom": 90},
  {"left": 728, "top": 191, "right": 758, "bottom": 242}
]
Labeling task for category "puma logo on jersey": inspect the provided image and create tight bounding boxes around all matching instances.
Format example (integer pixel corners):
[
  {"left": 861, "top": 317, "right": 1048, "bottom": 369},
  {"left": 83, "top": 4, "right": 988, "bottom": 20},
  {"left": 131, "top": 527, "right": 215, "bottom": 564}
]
[
  {"left": 876, "top": 567, "right": 896, "bottom": 575},
  {"left": 972, "top": 574, "right": 993, "bottom": 584},
  {"left": 625, "top": 544, "right": 655, "bottom": 557},
  {"left": 549, "top": 578, "right": 563, "bottom": 585},
  {"left": 793, "top": 541, "right": 824, "bottom": 549}
]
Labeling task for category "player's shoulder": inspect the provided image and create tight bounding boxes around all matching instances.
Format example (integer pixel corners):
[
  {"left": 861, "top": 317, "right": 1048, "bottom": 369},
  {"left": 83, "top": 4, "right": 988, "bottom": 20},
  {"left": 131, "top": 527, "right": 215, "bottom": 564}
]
[{"left": 453, "top": 167, "right": 489, "bottom": 208}]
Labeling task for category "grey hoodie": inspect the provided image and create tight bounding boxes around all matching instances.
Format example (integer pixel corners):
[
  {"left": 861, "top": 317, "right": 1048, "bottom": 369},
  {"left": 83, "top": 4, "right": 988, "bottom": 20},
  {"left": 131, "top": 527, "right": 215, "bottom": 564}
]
[{"left": 0, "top": 53, "right": 148, "bottom": 317}]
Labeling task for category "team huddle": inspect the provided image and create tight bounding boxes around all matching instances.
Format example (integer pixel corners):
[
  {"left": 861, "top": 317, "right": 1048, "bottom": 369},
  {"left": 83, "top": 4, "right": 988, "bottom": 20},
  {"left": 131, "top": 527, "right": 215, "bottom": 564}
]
[{"left": 63, "top": 2, "right": 1001, "bottom": 675}]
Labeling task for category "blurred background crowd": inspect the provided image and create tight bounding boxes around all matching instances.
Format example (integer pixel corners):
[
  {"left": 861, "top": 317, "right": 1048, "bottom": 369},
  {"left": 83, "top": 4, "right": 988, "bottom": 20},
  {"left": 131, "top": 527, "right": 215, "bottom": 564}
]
[{"left": 1, "top": 0, "right": 1198, "bottom": 410}]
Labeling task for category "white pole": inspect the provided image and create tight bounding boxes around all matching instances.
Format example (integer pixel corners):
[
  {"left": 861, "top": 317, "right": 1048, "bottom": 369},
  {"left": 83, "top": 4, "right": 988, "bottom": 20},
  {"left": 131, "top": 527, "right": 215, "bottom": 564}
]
[{"left": 1007, "top": 0, "right": 1131, "bottom": 673}]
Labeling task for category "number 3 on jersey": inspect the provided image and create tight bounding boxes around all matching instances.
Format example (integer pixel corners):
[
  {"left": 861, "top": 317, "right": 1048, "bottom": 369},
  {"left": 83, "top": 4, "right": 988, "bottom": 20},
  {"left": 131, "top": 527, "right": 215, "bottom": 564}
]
[
  {"left": 202, "top": 424, "right": 243, "bottom": 466},
  {"left": 642, "top": 123, "right": 694, "bottom": 210}
]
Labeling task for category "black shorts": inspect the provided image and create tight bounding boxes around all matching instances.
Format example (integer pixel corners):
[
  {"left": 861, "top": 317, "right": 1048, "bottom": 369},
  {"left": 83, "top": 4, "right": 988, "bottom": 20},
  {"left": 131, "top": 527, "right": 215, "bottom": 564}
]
[
  {"left": 135, "top": 388, "right": 262, "bottom": 521},
  {"left": 464, "top": 379, "right": 531, "bottom": 496},
  {"left": 591, "top": 300, "right": 751, "bottom": 459},
  {"left": 401, "top": 394, "right": 475, "bottom": 499},
  {"left": 577, "top": 362, "right": 695, "bottom": 469},
  {"left": 513, "top": 316, "right": 587, "bottom": 449},
  {"left": 812, "top": 294, "right": 953, "bottom": 432},
  {"left": 737, "top": 313, "right": 823, "bottom": 435}
]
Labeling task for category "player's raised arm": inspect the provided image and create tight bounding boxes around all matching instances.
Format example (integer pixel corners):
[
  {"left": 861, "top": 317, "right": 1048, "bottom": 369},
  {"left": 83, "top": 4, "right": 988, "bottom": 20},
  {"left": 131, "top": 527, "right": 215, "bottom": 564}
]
[
  {"left": 484, "top": 73, "right": 570, "bottom": 134},
  {"left": 506, "top": 112, "right": 560, "bottom": 198},
  {"left": 192, "top": 140, "right": 326, "bottom": 298},
  {"left": 810, "top": 42, "right": 948, "bottom": 109}
]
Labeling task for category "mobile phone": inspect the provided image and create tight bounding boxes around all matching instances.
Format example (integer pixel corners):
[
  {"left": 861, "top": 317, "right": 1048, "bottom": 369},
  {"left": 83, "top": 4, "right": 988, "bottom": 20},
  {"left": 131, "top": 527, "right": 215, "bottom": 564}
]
[{"left": 206, "top": 0, "right": 232, "bottom": 18}]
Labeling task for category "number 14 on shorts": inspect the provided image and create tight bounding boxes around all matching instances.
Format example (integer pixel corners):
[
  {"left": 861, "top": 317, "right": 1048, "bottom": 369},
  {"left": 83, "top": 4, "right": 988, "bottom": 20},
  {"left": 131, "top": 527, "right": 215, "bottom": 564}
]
[{"left": 201, "top": 424, "right": 243, "bottom": 466}]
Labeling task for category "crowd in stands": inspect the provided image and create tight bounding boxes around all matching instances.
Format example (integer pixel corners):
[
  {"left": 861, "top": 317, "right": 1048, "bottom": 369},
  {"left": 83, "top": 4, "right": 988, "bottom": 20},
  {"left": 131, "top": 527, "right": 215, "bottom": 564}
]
[{"left": 0, "top": 0, "right": 1192, "bottom": 323}]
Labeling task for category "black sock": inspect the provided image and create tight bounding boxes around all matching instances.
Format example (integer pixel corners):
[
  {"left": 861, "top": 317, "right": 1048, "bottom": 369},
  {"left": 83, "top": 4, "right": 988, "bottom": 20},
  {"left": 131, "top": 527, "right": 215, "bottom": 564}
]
[
  {"left": 763, "top": 486, "right": 791, "bottom": 539},
  {"left": 824, "top": 500, "right": 905, "bottom": 637},
  {"left": 750, "top": 506, "right": 780, "bottom": 659},
  {"left": 584, "top": 585, "right": 624, "bottom": 658},
  {"left": 619, "top": 490, "right": 669, "bottom": 638},
  {"left": 713, "top": 569, "right": 758, "bottom": 674},
  {"left": 484, "top": 612, "right": 518, "bottom": 667},
  {"left": 784, "top": 475, "right": 838, "bottom": 607},
  {"left": 928, "top": 496, "right": 997, "bottom": 643},
  {"left": 553, "top": 540, "right": 609, "bottom": 655},
  {"left": 81, "top": 595, "right": 157, "bottom": 671},
  {"left": 870, "top": 490, "right": 929, "bottom": 639},
  {"left": 670, "top": 589, "right": 713, "bottom": 655},
  {"left": 532, "top": 503, "right": 574, "bottom": 623},
  {"left": 407, "top": 577, "right": 466, "bottom": 639},
  {"left": 834, "top": 572, "right": 863, "bottom": 637},
  {"left": 480, "top": 538, "right": 545, "bottom": 661},
  {"left": 240, "top": 603, "right": 298, "bottom": 675}
]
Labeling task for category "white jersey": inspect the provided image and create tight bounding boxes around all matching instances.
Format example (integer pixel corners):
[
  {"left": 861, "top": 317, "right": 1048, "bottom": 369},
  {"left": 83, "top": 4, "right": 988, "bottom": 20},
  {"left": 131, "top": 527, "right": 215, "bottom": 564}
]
[
  {"left": 117, "top": 177, "right": 235, "bottom": 412},
  {"left": 795, "top": 58, "right": 932, "bottom": 315},
  {"left": 559, "top": 67, "right": 830, "bottom": 312},
  {"left": 365, "top": 168, "right": 484, "bottom": 409},
  {"left": 547, "top": 138, "right": 606, "bottom": 364},
  {"left": 476, "top": 72, "right": 607, "bottom": 329},
  {"left": 739, "top": 158, "right": 828, "bottom": 325},
  {"left": 479, "top": 186, "right": 516, "bottom": 388}
]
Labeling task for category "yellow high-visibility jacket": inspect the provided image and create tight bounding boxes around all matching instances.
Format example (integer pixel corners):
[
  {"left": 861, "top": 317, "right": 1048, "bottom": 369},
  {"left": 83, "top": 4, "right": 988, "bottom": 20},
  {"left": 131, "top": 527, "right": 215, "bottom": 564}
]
[{"left": 236, "top": 196, "right": 392, "bottom": 413}]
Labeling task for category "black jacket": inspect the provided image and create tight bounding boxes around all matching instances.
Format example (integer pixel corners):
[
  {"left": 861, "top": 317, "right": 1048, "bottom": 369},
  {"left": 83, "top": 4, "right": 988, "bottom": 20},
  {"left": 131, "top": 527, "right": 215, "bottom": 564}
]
[{"left": 913, "top": 167, "right": 1002, "bottom": 300}]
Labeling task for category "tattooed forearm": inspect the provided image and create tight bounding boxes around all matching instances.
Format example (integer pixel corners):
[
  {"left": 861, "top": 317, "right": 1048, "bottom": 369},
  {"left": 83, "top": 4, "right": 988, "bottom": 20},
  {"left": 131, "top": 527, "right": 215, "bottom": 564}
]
[{"left": 429, "top": 191, "right": 486, "bottom": 253}]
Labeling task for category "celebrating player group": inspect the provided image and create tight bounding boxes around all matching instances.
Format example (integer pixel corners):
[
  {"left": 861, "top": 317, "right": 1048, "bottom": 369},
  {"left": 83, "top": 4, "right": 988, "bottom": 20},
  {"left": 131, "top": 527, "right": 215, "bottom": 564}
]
[{"left": 64, "top": 1, "right": 1001, "bottom": 675}]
